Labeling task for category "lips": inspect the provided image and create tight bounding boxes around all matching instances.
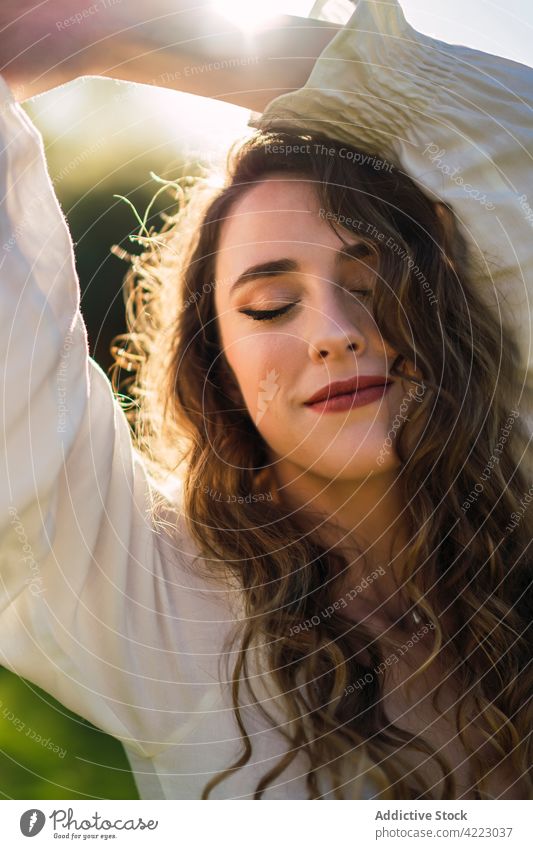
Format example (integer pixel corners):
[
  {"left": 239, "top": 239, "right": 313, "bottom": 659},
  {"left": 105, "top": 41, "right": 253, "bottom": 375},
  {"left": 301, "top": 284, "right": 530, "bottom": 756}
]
[{"left": 304, "top": 375, "right": 391, "bottom": 406}]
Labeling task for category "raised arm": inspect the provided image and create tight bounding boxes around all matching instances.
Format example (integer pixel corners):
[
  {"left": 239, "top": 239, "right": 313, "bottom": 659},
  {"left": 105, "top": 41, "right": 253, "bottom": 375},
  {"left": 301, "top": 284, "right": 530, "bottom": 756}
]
[
  {"left": 0, "top": 60, "right": 234, "bottom": 771},
  {"left": 0, "top": 0, "right": 340, "bottom": 109}
]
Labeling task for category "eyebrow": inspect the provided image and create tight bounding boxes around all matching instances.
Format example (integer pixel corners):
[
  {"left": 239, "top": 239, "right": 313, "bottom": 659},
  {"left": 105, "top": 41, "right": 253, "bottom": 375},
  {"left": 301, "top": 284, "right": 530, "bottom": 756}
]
[{"left": 228, "top": 242, "right": 373, "bottom": 297}]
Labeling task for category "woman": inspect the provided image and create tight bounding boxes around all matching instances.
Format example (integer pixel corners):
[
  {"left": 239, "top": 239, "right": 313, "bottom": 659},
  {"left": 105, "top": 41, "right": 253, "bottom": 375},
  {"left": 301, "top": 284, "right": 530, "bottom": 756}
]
[{"left": 1, "top": 0, "right": 531, "bottom": 800}]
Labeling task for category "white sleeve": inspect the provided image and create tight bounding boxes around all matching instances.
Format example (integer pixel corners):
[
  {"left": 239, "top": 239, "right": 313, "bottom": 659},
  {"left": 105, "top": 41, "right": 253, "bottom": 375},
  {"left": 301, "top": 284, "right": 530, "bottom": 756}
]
[
  {"left": 0, "top": 75, "right": 223, "bottom": 760},
  {"left": 251, "top": 0, "right": 533, "bottom": 425}
]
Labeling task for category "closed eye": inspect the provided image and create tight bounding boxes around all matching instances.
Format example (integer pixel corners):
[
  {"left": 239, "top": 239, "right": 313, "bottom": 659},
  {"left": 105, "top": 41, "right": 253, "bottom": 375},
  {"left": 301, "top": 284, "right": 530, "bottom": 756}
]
[
  {"left": 238, "top": 290, "right": 371, "bottom": 322},
  {"left": 238, "top": 302, "right": 297, "bottom": 322},
  {"left": 349, "top": 289, "right": 373, "bottom": 298}
]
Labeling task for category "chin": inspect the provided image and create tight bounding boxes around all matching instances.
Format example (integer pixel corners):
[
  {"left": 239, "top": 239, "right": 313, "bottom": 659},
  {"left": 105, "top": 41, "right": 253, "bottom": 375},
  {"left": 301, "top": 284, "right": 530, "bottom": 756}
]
[
  {"left": 283, "top": 445, "right": 402, "bottom": 482},
  {"left": 316, "top": 457, "right": 400, "bottom": 481},
  {"left": 260, "top": 419, "right": 402, "bottom": 478}
]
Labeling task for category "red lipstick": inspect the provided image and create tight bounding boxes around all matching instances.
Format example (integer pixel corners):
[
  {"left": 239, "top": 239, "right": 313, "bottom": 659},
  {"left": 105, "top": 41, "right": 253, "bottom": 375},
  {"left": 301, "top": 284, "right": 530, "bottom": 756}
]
[{"left": 304, "top": 375, "right": 392, "bottom": 413}]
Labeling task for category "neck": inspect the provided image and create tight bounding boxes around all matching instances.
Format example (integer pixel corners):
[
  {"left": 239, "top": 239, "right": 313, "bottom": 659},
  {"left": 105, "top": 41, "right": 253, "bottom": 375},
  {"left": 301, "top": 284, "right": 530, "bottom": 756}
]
[{"left": 272, "top": 459, "right": 412, "bottom": 621}]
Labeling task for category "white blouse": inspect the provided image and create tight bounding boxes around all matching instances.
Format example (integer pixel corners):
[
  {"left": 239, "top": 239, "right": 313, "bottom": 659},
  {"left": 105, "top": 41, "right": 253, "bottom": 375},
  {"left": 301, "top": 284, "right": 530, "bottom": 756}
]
[{"left": 0, "top": 0, "right": 531, "bottom": 800}]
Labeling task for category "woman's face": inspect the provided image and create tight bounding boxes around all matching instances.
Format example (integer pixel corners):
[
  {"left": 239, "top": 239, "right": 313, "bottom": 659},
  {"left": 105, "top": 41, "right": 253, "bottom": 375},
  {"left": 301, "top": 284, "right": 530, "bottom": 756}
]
[{"left": 213, "top": 175, "right": 420, "bottom": 482}]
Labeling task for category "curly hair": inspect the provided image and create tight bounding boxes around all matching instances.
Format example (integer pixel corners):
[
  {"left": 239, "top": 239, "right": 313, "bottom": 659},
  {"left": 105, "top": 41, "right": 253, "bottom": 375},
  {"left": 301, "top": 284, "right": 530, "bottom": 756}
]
[{"left": 110, "top": 126, "right": 532, "bottom": 800}]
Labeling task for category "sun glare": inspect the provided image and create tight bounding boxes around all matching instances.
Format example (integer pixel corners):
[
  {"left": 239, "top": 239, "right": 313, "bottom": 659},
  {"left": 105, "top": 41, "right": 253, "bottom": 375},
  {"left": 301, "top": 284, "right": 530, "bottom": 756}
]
[{"left": 211, "top": 0, "right": 313, "bottom": 31}]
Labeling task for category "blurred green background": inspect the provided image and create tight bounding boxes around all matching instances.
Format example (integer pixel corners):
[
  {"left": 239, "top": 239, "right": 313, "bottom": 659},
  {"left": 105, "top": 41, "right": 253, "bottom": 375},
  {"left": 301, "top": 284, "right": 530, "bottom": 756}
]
[{"left": 0, "top": 75, "right": 251, "bottom": 800}]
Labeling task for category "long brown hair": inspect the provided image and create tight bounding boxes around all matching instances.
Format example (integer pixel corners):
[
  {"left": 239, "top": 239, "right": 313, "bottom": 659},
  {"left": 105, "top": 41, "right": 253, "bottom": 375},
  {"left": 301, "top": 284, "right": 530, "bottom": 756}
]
[{"left": 111, "top": 127, "right": 532, "bottom": 799}]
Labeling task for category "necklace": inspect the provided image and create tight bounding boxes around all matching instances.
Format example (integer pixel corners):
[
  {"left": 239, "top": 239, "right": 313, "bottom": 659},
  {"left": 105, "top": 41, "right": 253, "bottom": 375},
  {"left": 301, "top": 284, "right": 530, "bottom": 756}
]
[
  {"left": 396, "top": 605, "right": 427, "bottom": 629},
  {"left": 409, "top": 606, "right": 434, "bottom": 631},
  {"left": 412, "top": 608, "right": 423, "bottom": 626}
]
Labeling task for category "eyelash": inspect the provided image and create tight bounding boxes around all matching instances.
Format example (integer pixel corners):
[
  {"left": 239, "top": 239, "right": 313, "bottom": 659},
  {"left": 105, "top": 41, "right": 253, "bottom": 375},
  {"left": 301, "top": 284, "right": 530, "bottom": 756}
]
[
  {"left": 238, "top": 304, "right": 295, "bottom": 322},
  {"left": 238, "top": 291, "right": 372, "bottom": 322}
]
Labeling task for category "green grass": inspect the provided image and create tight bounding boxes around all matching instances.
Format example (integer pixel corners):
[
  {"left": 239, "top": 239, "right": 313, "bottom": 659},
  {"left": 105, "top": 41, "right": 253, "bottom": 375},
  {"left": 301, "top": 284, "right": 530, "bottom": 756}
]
[{"left": 0, "top": 667, "right": 139, "bottom": 799}]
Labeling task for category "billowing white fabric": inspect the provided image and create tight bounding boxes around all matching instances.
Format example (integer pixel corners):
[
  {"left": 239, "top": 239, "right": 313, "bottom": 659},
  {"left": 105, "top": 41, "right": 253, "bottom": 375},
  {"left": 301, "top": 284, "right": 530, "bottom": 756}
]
[{"left": 251, "top": 0, "right": 533, "bottom": 427}]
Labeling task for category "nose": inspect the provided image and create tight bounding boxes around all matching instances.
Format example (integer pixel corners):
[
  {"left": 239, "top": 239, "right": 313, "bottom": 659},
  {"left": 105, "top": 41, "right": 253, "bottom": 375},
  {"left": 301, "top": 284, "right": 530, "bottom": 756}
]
[{"left": 307, "top": 299, "right": 367, "bottom": 364}]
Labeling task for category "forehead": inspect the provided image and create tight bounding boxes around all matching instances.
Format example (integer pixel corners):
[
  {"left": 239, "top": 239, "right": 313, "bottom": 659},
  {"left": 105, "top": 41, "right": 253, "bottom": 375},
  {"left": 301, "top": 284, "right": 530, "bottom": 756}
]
[
  {"left": 214, "top": 176, "right": 359, "bottom": 289},
  {"left": 218, "top": 176, "right": 334, "bottom": 247}
]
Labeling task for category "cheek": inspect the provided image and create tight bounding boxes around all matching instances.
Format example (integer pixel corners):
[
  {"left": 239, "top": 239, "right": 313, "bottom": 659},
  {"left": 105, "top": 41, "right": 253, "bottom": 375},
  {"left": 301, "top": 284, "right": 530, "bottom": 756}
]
[{"left": 223, "top": 331, "right": 295, "bottom": 418}]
